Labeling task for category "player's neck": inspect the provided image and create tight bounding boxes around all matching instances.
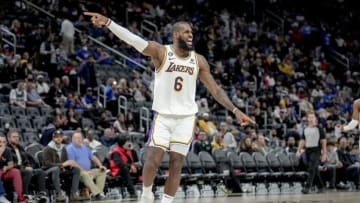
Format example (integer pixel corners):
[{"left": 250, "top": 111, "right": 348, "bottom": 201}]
[{"left": 171, "top": 44, "right": 190, "bottom": 58}]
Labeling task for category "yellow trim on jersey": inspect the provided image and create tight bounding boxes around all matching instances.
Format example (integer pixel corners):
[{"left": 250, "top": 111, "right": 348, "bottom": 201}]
[
  {"left": 169, "top": 115, "right": 196, "bottom": 144},
  {"left": 169, "top": 45, "right": 192, "bottom": 61},
  {"left": 155, "top": 46, "right": 168, "bottom": 73},
  {"left": 151, "top": 113, "right": 170, "bottom": 149}
]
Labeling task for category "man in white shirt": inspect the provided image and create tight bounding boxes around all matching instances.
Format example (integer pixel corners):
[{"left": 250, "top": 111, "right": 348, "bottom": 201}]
[
  {"left": 9, "top": 81, "right": 27, "bottom": 108},
  {"left": 60, "top": 18, "right": 75, "bottom": 55}
]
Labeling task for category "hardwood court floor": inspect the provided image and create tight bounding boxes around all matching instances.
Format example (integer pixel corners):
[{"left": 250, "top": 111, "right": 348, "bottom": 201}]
[{"left": 95, "top": 190, "right": 360, "bottom": 203}]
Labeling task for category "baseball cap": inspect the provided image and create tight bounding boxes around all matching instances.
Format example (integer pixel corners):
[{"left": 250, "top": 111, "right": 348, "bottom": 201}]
[{"left": 53, "top": 129, "right": 64, "bottom": 137}]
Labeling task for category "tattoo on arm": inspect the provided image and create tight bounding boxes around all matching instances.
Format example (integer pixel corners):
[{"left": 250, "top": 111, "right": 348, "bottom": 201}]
[{"left": 213, "top": 88, "right": 236, "bottom": 112}]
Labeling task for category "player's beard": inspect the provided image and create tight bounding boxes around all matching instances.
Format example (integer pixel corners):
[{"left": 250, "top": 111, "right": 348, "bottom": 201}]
[{"left": 178, "top": 37, "right": 193, "bottom": 51}]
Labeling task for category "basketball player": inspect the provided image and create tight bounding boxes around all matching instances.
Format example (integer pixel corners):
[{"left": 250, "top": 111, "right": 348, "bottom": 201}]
[
  {"left": 340, "top": 99, "right": 360, "bottom": 132},
  {"left": 84, "top": 12, "right": 255, "bottom": 203}
]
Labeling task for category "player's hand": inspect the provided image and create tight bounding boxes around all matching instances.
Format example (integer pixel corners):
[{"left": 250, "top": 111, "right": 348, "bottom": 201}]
[
  {"left": 83, "top": 12, "right": 109, "bottom": 26},
  {"left": 233, "top": 108, "right": 255, "bottom": 126}
]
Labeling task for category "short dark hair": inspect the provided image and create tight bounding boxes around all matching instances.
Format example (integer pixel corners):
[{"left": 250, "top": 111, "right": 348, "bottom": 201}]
[{"left": 117, "top": 136, "right": 128, "bottom": 147}]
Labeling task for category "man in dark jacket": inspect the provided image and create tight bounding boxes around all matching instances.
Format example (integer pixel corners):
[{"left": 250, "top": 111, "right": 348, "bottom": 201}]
[
  {"left": 7, "top": 130, "right": 47, "bottom": 198},
  {"left": 42, "top": 130, "right": 87, "bottom": 201},
  {"left": 336, "top": 136, "right": 360, "bottom": 188}
]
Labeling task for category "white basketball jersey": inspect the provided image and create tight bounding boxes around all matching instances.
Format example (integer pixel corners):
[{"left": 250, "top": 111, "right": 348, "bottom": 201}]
[{"left": 152, "top": 45, "right": 199, "bottom": 115}]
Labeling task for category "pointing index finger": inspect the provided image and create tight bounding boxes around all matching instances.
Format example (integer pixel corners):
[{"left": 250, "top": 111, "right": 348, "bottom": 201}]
[{"left": 83, "top": 12, "right": 98, "bottom": 17}]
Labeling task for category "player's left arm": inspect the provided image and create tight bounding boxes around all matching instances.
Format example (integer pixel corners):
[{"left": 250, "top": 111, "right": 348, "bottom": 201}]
[{"left": 197, "top": 54, "right": 255, "bottom": 125}]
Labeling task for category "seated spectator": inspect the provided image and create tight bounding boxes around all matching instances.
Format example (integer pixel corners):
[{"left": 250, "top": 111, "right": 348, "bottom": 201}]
[
  {"left": 66, "top": 132, "right": 107, "bottom": 200},
  {"left": 26, "top": 82, "right": 49, "bottom": 107},
  {"left": 46, "top": 77, "right": 66, "bottom": 107},
  {"left": 0, "top": 134, "right": 25, "bottom": 203},
  {"left": 66, "top": 108, "right": 81, "bottom": 130},
  {"left": 285, "top": 135, "right": 298, "bottom": 153},
  {"left": 78, "top": 54, "right": 97, "bottom": 88},
  {"left": 198, "top": 113, "right": 218, "bottom": 137},
  {"left": 192, "top": 131, "right": 212, "bottom": 154},
  {"left": 113, "top": 113, "right": 128, "bottom": 134},
  {"left": 220, "top": 122, "right": 237, "bottom": 150},
  {"left": 42, "top": 130, "right": 88, "bottom": 201},
  {"left": 211, "top": 132, "right": 224, "bottom": 150},
  {"left": 225, "top": 115, "right": 237, "bottom": 132},
  {"left": 109, "top": 137, "right": 138, "bottom": 198},
  {"left": 337, "top": 137, "right": 360, "bottom": 188},
  {"left": 117, "top": 78, "right": 133, "bottom": 98},
  {"left": 238, "top": 136, "right": 254, "bottom": 154},
  {"left": 9, "top": 81, "right": 27, "bottom": 108},
  {"left": 323, "top": 142, "right": 342, "bottom": 189},
  {"left": 252, "top": 133, "right": 269, "bottom": 155},
  {"left": 83, "top": 129, "right": 102, "bottom": 150},
  {"left": 126, "top": 111, "right": 137, "bottom": 132},
  {"left": 96, "top": 110, "right": 112, "bottom": 132},
  {"left": 64, "top": 92, "right": 86, "bottom": 109},
  {"left": 35, "top": 75, "right": 50, "bottom": 96},
  {"left": 7, "top": 130, "right": 47, "bottom": 198},
  {"left": 40, "top": 116, "right": 63, "bottom": 146},
  {"left": 100, "top": 128, "right": 116, "bottom": 148},
  {"left": 61, "top": 75, "right": 75, "bottom": 97},
  {"left": 82, "top": 87, "right": 101, "bottom": 108}
]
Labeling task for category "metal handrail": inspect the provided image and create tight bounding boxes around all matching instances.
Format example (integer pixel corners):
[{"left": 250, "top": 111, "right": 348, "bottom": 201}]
[
  {"left": 140, "top": 107, "right": 150, "bottom": 133},
  {"left": 0, "top": 26, "right": 17, "bottom": 54},
  {"left": 97, "top": 84, "right": 106, "bottom": 108},
  {"left": 22, "top": 0, "right": 147, "bottom": 70},
  {"left": 263, "top": 9, "right": 284, "bottom": 35},
  {"left": 327, "top": 49, "right": 350, "bottom": 69},
  {"left": 141, "top": 20, "right": 158, "bottom": 35},
  {"left": 118, "top": 95, "right": 128, "bottom": 116}
]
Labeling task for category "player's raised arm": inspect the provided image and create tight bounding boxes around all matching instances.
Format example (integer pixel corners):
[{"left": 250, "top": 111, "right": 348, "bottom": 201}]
[
  {"left": 197, "top": 54, "right": 255, "bottom": 126},
  {"left": 83, "top": 12, "right": 165, "bottom": 70},
  {"left": 342, "top": 99, "right": 360, "bottom": 132}
]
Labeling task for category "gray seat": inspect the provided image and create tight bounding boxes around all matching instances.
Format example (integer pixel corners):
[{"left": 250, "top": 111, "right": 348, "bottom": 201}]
[
  {"left": 186, "top": 152, "right": 204, "bottom": 179},
  {"left": 198, "top": 151, "right": 219, "bottom": 179},
  {"left": 16, "top": 118, "right": 34, "bottom": 132},
  {"left": 26, "top": 107, "right": 41, "bottom": 118},
  {"left": 11, "top": 106, "right": 26, "bottom": 117},
  {"left": 32, "top": 117, "right": 47, "bottom": 131},
  {"left": 81, "top": 118, "right": 95, "bottom": 129}
]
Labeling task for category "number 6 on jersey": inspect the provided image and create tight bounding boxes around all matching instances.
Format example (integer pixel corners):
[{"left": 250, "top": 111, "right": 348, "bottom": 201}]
[{"left": 174, "top": 76, "right": 183, "bottom": 92}]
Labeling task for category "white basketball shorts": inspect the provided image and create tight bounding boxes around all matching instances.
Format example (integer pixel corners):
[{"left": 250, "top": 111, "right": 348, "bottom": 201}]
[{"left": 146, "top": 112, "right": 196, "bottom": 156}]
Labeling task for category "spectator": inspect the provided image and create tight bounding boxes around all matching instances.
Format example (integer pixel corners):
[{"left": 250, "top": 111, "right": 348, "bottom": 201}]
[
  {"left": 35, "top": 75, "right": 50, "bottom": 96},
  {"left": 83, "top": 129, "right": 102, "bottom": 150},
  {"left": 66, "top": 108, "right": 81, "bottom": 130},
  {"left": 61, "top": 75, "right": 75, "bottom": 97},
  {"left": 197, "top": 98, "right": 210, "bottom": 116},
  {"left": 219, "top": 122, "right": 237, "bottom": 150},
  {"left": 211, "top": 132, "right": 224, "bottom": 150},
  {"left": 109, "top": 136, "right": 138, "bottom": 198},
  {"left": 117, "top": 78, "right": 133, "bottom": 98},
  {"left": 60, "top": 18, "right": 75, "bottom": 55},
  {"left": 78, "top": 54, "right": 97, "bottom": 89},
  {"left": 66, "top": 132, "right": 107, "bottom": 200},
  {"left": 100, "top": 128, "right": 116, "bottom": 148},
  {"left": 96, "top": 110, "right": 112, "bottom": 132},
  {"left": 239, "top": 136, "right": 254, "bottom": 154},
  {"left": 9, "top": 81, "right": 27, "bottom": 108},
  {"left": 42, "top": 130, "right": 87, "bottom": 201},
  {"left": 25, "top": 82, "right": 48, "bottom": 107},
  {"left": 47, "top": 77, "right": 66, "bottom": 107},
  {"left": 0, "top": 134, "right": 25, "bottom": 203},
  {"left": 104, "top": 78, "right": 119, "bottom": 115},
  {"left": 113, "top": 113, "right": 128, "bottom": 134},
  {"left": 285, "top": 135, "right": 298, "bottom": 153},
  {"left": 192, "top": 131, "right": 212, "bottom": 154},
  {"left": 323, "top": 142, "right": 342, "bottom": 189},
  {"left": 82, "top": 87, "right": 101, "bottom": 108},
  {"left": 252, "top": 133, "right": 269, "bottom": 155},
  {"left": 64, "top": 92, "right": 86, "bottom": 109},
  {"left": 39, "top": 34, "right": 57, "bottom": 79},
  {"left": 198, "top": 113, "right": 218, "bottom": 137},
  {"left": 336, "top": 137, "right": 360, "bottom": 189},
  {"left": 126, "top": 111, "right": 137, "bottom": 132},
  {"left": 7, "top": 130, "right": 47, "bottom": 198}
]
